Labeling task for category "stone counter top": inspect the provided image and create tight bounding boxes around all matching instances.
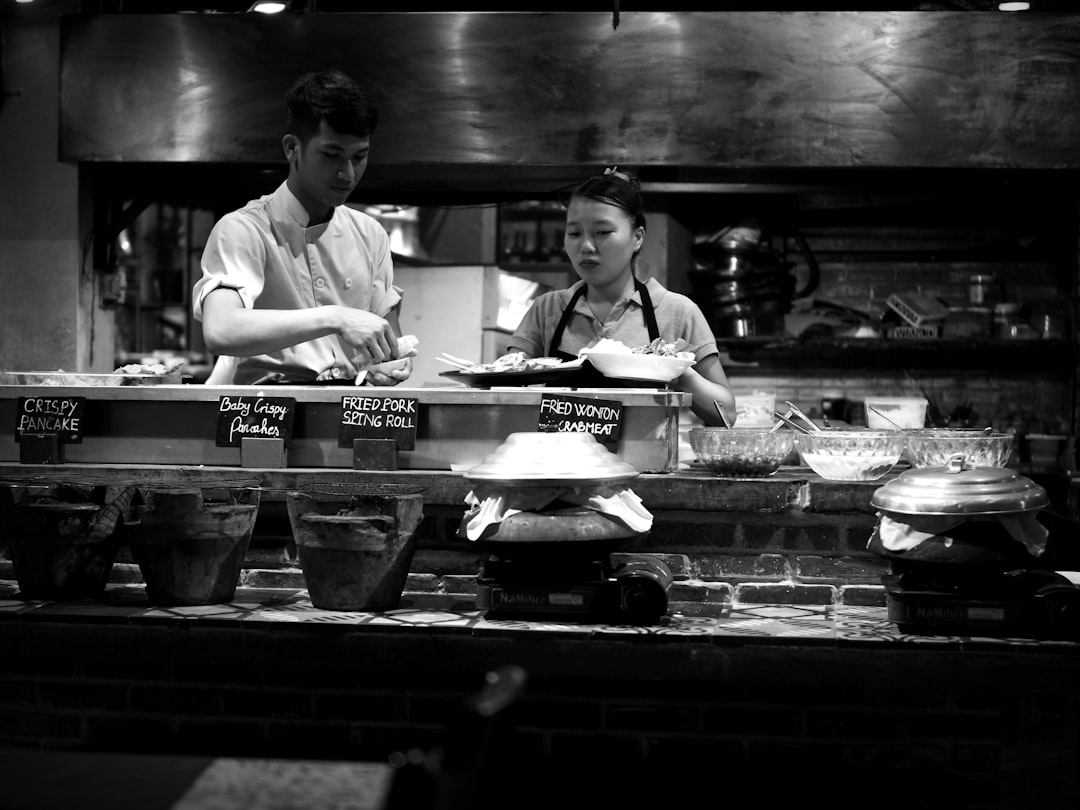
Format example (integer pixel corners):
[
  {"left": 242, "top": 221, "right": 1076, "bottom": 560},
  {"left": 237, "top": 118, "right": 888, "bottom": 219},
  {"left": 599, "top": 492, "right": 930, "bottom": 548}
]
[
  {"left": 0, "top": 462, "right": 888, "bottom": 513},
  {"left": 4, "top": 579, "right": 1079, "bottom": 670}
]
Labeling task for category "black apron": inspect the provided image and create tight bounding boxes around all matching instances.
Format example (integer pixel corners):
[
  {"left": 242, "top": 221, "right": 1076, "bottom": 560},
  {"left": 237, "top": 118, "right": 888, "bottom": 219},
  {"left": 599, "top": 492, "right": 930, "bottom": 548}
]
[{"left": 548, "top": 279, "right": 662, "bottom": 388}]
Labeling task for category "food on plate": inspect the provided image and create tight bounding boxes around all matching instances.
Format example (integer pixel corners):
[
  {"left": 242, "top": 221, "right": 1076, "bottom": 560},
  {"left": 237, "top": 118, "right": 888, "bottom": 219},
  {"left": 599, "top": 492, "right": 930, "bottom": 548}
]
[
  {"left": 461, "top": 352, "right": 572, "bottom": 375},
  {"left": 633, "top": 337, "right": 696, "bottom": 361},
  {"left": 338, "top": 334, "right": 420, "bottom": 384},
  {"left": 114, "top": 357, "right": 185, "bottom": 377},
  {"left": 580, "top": 337, "right": 695, "bottom": 361}
]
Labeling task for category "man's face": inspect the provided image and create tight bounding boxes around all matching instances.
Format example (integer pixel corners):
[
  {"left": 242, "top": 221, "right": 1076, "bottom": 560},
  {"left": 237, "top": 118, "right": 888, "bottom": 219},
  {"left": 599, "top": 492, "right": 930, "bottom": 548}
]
[{"left": 286, "top": 120, "right": 370, "bottom": 220}]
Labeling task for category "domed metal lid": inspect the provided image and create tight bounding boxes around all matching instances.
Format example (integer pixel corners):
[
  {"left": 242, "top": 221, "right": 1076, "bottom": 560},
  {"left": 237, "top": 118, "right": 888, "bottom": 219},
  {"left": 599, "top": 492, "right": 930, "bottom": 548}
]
[{"left": 870, "top": 454, "right": 1050, "bottom": 516}]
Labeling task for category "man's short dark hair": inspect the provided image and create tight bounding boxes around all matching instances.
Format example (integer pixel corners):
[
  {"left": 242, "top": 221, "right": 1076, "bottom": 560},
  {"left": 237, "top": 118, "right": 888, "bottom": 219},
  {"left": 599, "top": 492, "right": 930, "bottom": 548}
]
[{"left": 286, "top": 69, "right": 378, "bottom": 144}]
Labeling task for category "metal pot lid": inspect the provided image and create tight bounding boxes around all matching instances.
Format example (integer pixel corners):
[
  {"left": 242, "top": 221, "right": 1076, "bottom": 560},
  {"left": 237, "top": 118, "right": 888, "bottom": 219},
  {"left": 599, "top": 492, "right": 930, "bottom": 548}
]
[{"left": 870, "top": 454, "right": 1050, "bottom": 516}]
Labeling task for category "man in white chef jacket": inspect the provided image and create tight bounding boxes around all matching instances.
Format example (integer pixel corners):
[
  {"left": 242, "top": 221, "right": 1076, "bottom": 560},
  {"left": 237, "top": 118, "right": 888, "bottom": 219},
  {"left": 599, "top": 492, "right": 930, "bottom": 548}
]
[{"left": 193, "top": 68, "right": 412, "bottom": 386}]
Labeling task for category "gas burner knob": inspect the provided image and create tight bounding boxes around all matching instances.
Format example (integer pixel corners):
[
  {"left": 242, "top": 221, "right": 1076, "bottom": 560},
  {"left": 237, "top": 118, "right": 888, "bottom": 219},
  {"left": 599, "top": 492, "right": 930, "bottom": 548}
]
[{"left": 1034, "top": 582, "right": 1080, "bottom": 636}]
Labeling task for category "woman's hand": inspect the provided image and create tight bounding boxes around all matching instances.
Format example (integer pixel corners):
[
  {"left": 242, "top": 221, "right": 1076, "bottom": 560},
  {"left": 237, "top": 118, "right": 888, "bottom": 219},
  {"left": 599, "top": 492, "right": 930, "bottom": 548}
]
[{"left": 676, "top": 356, "right": 736, "bottom": 426}]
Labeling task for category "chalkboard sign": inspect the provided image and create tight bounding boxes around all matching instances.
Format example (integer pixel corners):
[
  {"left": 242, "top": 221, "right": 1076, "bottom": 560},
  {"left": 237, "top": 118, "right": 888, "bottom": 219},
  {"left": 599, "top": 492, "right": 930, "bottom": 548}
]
[
  {"left": 537, "top": 393, "right": 623, "bottom": 451},
  {"left": 215, "top": 395, "right": 295, "bottom": 448},
  {"left": 14, "top": 396, "right": 86, "bottom": 443},
  {"left": 338, "top": 395, "right": 418, "bottom": 450}
]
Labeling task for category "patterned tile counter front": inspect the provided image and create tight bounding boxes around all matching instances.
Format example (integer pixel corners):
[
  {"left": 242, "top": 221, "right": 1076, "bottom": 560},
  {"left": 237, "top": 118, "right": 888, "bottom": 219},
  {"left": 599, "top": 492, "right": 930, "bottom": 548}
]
[{"left": 2, "top": 579, "right": 1080, "bottom": 810}]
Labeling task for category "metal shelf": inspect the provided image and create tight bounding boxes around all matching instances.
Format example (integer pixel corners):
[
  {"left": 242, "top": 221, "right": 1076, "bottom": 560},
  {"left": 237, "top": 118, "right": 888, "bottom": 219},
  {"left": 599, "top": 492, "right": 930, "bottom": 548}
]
[{"left": 718, "top": 337, "right": 1076, "bottom": 373}]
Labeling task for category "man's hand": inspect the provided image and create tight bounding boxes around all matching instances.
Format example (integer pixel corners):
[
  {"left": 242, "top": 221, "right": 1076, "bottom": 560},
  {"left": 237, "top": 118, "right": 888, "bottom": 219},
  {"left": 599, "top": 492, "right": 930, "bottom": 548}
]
[
  {"left": 348, "top": 334, "right": 418, "bottom": 386},
  {"left": 337, "top": 308, "right": 399, "bottom": 366},
  {"left": 365, "top": 357, "right": 413, "bottom": 386}
]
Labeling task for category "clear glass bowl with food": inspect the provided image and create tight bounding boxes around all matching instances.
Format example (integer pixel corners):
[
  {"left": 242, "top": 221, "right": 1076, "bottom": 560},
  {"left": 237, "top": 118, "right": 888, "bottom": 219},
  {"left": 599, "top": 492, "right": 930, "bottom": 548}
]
[
  {"left": 793, "top": 429, "right": 905, "bottom": 482},
  {"left": 903, "top": 428, "right": 1015, "bottom": 468},
  {"left": 689, "top": 426, "right": 795, "bottom": 478}
]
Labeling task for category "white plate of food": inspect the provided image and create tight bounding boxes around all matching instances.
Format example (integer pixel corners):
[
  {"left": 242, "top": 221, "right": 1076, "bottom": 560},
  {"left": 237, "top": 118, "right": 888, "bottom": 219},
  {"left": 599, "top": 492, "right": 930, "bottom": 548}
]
[
  {"left": 439, "top": 354, "right": 585, "bottom": 387},
  {"left": 578, "top": 338, "right": 695, "bottom": 383}
]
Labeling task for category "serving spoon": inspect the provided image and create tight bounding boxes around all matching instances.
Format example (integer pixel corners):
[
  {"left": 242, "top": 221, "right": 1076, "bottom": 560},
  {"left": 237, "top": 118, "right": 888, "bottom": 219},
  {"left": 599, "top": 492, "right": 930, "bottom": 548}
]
[
  {"left": 784, "top": 401, "right": 821, "bottom": 433},
  {"left": 713, "top": 400, "right": 732, "bottom": 429},
  {"left": 772, "top": 410, "right": 815, "bottom": 435}
]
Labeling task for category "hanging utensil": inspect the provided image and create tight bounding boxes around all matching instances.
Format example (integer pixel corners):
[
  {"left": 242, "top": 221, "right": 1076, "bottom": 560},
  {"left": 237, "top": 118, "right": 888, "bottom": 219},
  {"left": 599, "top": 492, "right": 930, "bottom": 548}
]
[
  {"left": 868, "top": 406, "right": 905, "bottom": 431},
  {"left": 785, "top": 401, "right": 821, "bottom": 433}
]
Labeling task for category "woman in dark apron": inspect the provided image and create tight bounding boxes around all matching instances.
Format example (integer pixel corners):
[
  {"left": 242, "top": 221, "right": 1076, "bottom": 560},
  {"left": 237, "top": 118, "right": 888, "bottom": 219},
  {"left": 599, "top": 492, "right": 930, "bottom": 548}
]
[
  {"left": 546, "top": 278, "right": 661, "bottom": 389},
  {"left": 507, "top": 168, "right": 736, "bottom": 426}
]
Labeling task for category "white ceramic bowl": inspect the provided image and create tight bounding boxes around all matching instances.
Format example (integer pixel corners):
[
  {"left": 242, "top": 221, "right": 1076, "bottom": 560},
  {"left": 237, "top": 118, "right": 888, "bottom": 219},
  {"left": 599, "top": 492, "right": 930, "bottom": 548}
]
[
  {"left": 579, "top": 350, "right": 694, "bottom": 383},
  {"left": 794, "top": 429, "right": 905, "bottom": 482}
]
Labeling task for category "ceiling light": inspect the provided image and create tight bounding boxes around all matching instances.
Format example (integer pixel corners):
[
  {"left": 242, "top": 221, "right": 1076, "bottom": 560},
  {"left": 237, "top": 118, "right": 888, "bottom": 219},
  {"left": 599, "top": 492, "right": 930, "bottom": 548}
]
[
  {"left": 998, "top": 2, "right": 1031, "bottom": 9},
  {"left": 250, "top": 1, "right": 287, "bottom": 12}
]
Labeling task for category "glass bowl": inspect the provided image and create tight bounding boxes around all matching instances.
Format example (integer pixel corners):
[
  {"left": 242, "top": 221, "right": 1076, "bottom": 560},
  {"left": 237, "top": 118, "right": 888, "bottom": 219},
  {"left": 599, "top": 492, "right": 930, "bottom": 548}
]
[
  {"left": 689, "top": 426, "right": 795, "bottom": 478},
  {"left": 903, "top": 428, "right": 1015, "bottom": 469},
  {"left": 793, "top": 429, "right": 905, "bottom": 482}
]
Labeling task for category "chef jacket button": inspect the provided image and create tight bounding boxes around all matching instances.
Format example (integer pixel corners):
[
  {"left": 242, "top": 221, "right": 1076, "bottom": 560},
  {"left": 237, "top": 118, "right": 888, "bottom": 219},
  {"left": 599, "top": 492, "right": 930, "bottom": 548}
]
[
  {"left": 344, "top": 278, "right": 353, "bottom": 289},
  {"left": 331, "top": 367, "right": 342, "bottom": 379},
  {"left": 315, "top": 278, "right": 326, "bottom": 289}
]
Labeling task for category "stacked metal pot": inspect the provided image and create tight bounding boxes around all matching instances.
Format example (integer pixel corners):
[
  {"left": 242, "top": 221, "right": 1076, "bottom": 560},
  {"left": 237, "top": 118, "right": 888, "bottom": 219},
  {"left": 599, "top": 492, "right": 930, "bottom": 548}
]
[{"left": 688, "top": 223, "right": 819, "bottom": 339}]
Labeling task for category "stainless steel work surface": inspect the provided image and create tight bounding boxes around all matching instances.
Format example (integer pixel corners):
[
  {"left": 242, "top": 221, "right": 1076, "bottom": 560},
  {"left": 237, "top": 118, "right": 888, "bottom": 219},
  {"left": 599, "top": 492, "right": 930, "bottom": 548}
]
[{"left": 0, "top": 385, "right": 685, "bottom": 473}]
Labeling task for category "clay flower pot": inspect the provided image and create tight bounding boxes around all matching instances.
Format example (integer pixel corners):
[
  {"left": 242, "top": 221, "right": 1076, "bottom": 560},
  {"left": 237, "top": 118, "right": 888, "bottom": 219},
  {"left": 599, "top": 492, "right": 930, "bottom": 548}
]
[
  {"left": 1, "top": 485, "right": 132, "bottom": 601},
  {"left": 129, "top": 488, "right": 260, "bottom": 606},
  {"left": 286, "top": 485, "right": 424, "bottom": 611}
]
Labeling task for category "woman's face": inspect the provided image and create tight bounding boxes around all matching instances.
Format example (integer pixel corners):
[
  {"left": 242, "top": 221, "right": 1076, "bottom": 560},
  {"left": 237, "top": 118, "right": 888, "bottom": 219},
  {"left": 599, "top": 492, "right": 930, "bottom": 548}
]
[{"left": 564, "top": 196, "right": 644, "bottom": 289}]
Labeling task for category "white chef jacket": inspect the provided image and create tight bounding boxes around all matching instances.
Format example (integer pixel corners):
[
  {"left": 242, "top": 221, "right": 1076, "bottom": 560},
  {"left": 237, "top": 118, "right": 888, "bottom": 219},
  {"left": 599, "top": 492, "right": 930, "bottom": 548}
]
[{"left": 193, "top": 182, "right": 402, "bottom": 384}]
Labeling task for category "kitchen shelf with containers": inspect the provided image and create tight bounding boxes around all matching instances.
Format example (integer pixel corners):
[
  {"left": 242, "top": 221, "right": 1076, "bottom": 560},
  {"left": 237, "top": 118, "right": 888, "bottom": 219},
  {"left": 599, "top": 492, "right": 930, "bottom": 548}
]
[
  {"left": 718, "top": 336, "right": 1076, "bottom": 374},
  {"left": 716, "top": 290, "right": 1076, "bottom": 374}
]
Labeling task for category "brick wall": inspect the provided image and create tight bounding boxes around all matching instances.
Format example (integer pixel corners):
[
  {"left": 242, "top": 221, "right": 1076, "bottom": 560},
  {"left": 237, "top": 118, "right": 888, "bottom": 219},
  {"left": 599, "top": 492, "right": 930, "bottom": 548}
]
[{"left": 3, "top": 610, "right": 1079, "bottom": 809}]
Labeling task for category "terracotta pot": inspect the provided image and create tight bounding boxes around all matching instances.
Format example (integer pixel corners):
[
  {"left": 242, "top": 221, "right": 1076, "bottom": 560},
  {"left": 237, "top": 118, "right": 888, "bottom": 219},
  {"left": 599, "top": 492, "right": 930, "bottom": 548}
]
[
  {"left": 130, "top": 488, "right": 260, "bottom": 606},
  {"left": 4, "top": 501, "right": 119, "bottom": 600},
  {"left": 286, "top": 486, "right": 424, "bottom": 611}
]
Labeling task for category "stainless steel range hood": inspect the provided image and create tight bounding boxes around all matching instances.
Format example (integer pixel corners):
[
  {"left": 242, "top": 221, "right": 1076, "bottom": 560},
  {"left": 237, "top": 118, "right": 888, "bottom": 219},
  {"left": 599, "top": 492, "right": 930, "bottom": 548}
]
[{"left": 60, "top": 11, "right": 1080, "bottom": 196}]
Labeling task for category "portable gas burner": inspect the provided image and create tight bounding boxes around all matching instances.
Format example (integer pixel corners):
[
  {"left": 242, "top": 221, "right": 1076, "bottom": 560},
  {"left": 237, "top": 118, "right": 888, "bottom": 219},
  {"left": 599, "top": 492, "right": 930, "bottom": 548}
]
[
  {"left": 883, "top": 568, "right": 1080, "bottom": 640},
  {"left": 868, "top": 457, "right": 1080, "bottom": 640},
  {"left": 476, "top": 553, "right": 673, "bottom": 624}
]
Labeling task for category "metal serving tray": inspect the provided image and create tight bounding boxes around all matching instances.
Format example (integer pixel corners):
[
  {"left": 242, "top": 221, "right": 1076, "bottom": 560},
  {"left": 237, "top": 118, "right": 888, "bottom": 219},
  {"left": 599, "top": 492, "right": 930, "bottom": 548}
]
[{"left": 0, "top": 385, "right": 686, "bottom": 473}]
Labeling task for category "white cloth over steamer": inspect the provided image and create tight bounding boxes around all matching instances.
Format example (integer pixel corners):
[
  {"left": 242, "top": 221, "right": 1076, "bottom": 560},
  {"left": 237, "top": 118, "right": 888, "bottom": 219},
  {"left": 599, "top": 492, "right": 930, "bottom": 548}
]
[
  {"left": 876, "top": 511, "right": 1049, "bottom": 558},
  {"left": 462, "top": 484, "right": 654, "bottom": 542}
]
